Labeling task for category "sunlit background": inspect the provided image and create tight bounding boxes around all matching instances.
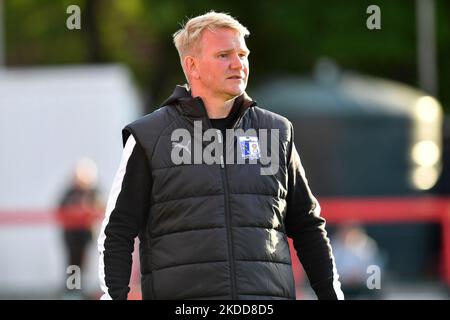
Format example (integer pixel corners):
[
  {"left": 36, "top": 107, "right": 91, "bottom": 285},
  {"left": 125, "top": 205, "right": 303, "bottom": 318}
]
[{"left": 0, "top": 0, "right": 449, "bottom": 299}]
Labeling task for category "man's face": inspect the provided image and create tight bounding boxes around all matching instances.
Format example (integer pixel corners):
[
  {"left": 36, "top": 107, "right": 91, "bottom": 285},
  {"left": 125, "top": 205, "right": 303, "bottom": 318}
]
[{"left": 194, "top": 28, "right": 250, "bottom": 100}]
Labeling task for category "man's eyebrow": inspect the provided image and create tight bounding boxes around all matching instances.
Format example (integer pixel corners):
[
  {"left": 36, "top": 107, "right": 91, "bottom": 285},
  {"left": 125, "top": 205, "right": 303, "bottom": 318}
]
[{"left": 217, "top": 48, "right": 250, "bottom": 55}]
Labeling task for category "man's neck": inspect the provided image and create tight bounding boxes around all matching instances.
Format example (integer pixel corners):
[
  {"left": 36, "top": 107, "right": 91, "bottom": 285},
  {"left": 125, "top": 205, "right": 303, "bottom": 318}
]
[{"left": 191, "top": 89, "right": 236, "bottom": 119}]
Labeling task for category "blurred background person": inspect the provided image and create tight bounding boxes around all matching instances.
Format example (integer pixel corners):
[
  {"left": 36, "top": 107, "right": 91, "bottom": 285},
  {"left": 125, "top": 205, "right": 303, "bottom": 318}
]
[
  {"left": 331, "top": 222, "right": 386, "bottom": 299},
  {"left": 57, "top": 157, "right": 103, "bottom": 299}
]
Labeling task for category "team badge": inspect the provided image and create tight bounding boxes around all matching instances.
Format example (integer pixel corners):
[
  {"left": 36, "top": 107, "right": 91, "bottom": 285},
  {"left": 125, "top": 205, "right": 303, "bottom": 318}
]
[{"left": 239, "top": 136, "right": 260, "bottom": 160}]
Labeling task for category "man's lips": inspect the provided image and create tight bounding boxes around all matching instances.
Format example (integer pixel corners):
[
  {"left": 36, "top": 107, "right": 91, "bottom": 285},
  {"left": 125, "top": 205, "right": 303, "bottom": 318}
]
[{"left": 227, "top": 76, "right": 244, "bottom": 80}]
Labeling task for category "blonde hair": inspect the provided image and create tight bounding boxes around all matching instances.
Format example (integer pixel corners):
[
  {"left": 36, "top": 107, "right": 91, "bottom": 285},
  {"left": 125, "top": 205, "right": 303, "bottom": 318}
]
[{"left": 173, "top": 11, "right": 250, "bottom": 80}]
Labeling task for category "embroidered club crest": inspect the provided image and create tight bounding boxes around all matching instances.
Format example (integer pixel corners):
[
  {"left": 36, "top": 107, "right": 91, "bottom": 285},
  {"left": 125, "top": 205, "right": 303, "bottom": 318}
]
[{"left": 239, "top": 136, "right": 260, "bottom": 160}]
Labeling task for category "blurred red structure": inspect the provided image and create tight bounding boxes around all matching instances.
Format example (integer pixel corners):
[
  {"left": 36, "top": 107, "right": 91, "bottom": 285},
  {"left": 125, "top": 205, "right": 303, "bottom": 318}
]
[{"left": 0, "top": 206, "right": 102, "bottom": 228}]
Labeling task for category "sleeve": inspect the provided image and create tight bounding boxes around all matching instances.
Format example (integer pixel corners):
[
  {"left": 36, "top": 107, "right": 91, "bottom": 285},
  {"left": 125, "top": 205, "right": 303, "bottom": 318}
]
[
  {"left": 97, "top": 133, "right": 152, "bottom": 300},
  {"left": 284, "top": 123, "right": 344, "bottom": 300}
]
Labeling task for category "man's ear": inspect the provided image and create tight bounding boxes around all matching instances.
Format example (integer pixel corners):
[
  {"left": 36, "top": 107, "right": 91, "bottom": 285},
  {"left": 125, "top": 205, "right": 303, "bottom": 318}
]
[{"left": 184, "top": 56, "right": 200, "bottom": 80}]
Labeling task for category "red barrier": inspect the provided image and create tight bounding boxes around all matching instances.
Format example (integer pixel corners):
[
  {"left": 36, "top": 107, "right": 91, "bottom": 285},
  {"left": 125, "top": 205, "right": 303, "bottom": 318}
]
[
  {"left": 320, "top": 196, "right": 447, "bottom": 223},
  {"left": 0, "top": 206, "right": 103, "bottom": 228}
]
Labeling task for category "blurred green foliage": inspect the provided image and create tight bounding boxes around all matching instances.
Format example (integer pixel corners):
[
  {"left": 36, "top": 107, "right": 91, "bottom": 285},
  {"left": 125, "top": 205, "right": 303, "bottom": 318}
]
[{"left": 4, "top": 0, "right": 450, "bottom": 113}]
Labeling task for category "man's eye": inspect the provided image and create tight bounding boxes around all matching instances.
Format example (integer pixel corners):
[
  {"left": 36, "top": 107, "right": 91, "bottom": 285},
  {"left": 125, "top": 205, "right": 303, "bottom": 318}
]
[{"left": 218, "top": 54, "right": 227, "bottom": 58}]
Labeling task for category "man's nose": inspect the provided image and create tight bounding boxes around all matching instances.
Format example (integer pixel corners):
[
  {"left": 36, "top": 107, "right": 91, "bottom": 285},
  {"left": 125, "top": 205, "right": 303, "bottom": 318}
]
[{"left": 230, "top": 54, "right": 244, "bottom": 70}]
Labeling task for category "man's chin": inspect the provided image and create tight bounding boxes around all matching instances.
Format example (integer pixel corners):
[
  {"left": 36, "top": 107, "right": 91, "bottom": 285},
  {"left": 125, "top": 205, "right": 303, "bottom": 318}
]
[{"left": 226, "top": 86, "right": 246, "bottom": 98}]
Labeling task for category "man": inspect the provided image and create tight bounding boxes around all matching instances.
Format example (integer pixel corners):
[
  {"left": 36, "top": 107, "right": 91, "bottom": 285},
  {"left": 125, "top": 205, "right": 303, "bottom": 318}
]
[{"left": 98, "top": 11, "right": 344, "bottom": 300}]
